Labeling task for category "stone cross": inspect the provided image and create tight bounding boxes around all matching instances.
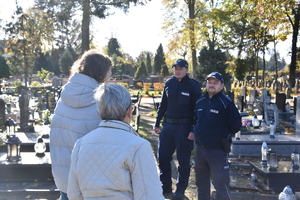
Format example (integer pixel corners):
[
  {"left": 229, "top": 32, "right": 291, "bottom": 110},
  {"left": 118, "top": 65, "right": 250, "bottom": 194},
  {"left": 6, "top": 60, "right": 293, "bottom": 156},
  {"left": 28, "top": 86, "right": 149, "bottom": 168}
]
[{"left": 19, "top": 89, "right": 30, "bottom": 130}]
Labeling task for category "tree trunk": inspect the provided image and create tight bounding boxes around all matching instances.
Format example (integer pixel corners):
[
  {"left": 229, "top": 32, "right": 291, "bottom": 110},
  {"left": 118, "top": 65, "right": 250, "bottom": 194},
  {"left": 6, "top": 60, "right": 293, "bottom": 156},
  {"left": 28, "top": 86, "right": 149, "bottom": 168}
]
[
  {"left": 82, "top": 0, "right": 90, "bottom": 54},
  {"left": 188, "top": 0, "right": 196, "bottom": 76},
  {"left": 289, "top": 5, "right": 300, "bottom": 88},
  {"left": 262, "top": 48, "right": 266, "bottom": 88},
  {"left": 273, "top": 39, "right": 278, "bottom": 92}
]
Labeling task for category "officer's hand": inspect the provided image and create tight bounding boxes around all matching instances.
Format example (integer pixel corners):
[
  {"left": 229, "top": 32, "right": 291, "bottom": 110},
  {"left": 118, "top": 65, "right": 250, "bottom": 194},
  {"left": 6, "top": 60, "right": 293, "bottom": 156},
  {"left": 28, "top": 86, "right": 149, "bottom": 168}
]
[
  {"left": 154, "top": 127, "right": 160, "bottom": 134},
  {"left": 188, "top": 132, "right": 194, "bottom": 140}
]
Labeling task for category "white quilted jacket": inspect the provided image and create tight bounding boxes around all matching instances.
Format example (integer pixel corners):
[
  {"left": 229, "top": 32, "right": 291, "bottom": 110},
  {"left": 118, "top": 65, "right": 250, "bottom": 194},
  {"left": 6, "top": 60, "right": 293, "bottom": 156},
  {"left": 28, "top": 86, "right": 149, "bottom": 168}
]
[
  {"left": 67, "top": 120, "right": 164, "bottom": 200},
  {"left": 50, "top": 73, "right": 101, "bottom": 193}
]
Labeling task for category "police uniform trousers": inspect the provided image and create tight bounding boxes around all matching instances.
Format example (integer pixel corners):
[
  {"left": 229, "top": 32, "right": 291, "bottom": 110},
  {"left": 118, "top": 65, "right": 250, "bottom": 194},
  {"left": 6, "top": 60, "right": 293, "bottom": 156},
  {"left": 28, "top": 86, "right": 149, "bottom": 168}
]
[
  {"left": 158, "top": 122, "right": 194, "bottom": 192},
  {"left": 195, "top": 145, "right": 231, "bottom": 200}
]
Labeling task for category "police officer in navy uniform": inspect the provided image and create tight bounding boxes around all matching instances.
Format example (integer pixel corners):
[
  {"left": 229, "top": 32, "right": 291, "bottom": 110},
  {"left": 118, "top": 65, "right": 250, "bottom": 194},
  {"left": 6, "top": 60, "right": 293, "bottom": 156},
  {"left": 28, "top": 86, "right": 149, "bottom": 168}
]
[
  {"left": 154, "top": 59, "right": 202, "bottom": 200},
  {"left": 194, "top": 72, "right": 242, "bottom": 200}
]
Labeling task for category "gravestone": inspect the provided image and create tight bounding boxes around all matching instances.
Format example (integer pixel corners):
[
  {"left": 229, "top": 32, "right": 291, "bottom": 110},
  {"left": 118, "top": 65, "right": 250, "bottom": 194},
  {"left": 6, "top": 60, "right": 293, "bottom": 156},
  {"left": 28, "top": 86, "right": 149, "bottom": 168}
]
[
  {"left": 264, "top": 103, "right": 279, "bottom": 127},
  {"left": 248, "top": 89, "right": 258, "bottom": 110},
  {"left": 45, "top": 90, "right": 50, "bottom": 110},
  {"left": 285, "top": 87, "right": 291, "bottom": 98},
  {"left": 260, "top": 89, "right": 271, "bottom": 119},
  {"left": 297, "top": 96, "right": 300, "bottom": 136},
  {"left": 275, "top": 92, "right": 286, "bottom": 112},
  {"left": 0, "top": 99, "right": 5, "bottom": 131},
  {"left": 240, "top": 87, "right": 247, "bottom": 98},
  {"left": 237, "top": 96, "right": 244, "bottom": 112},
  {"left": 19, "top": 89, "right": 30, "bottom": 131},
  {"left": 295, "top": 79, "right": 299, "bottom": 94},
  {"left": 294, "top": 97, "right": 297, "bottom": 116},
  {"left": 254, "top": 100, "right": 264, "bottom": 115}
]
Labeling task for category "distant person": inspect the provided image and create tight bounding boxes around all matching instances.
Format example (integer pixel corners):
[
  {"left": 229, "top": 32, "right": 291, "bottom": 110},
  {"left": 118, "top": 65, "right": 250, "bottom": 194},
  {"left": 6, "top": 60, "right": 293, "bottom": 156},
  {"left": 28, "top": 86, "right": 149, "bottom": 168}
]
[
  {"left": 153, "top": 59, "right": 202, "bottom": 200},
  {"left": 67, "top": 83, "right": 164, "bottom": 200},
  {"left": 50, "top": 50, "right": 112, "bottom": 200},
  {"left": 193, "top": 72, "right": 242, "bottom": 200}
]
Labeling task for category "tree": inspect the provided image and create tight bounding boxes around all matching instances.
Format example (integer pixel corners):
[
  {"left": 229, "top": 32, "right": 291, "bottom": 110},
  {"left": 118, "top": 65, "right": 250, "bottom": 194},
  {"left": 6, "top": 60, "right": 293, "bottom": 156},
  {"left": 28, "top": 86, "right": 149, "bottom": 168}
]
[
  {"left": 161, "top": 64, "right": 169, "bottom": 77},
  {"left": 234, "top": 58, "right": 251, "bottom": 81},
  {"left": 107, "top": 37, "right": 122, "bottom": 57},
  {"left": 5, "top": 8, "right": 36, "bottom": 87},
  {"left": 255, "top": 0, "right": 300, "bottom": 87},
  {"left": 146, "top": 52, "right": 152, "bottom": 75},
  {"left": 153, "top": 43, "right": 166, "bottom": 75},
  {"left": 35, "top": 0, "right": 148, "bottom": 53},
  {"left": 195, "top": 41, "right": 229, "bottom": 88},
  {"left": 162, "top": 0, "right": 207, "bottom": 75},
  {"left": 0, "top": 56, "right": 10, "bottom": 79},
  {"left": 134, "top": 61, "right": 148, "bottom": 78},
  {"left": 59, "top": 48, "right": 74, "bottom": 75}
]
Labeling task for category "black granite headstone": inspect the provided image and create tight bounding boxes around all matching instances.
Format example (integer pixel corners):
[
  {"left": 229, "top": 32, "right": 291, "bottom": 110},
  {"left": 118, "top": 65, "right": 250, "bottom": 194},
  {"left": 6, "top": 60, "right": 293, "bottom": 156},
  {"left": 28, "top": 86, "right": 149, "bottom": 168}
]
[
  {"left": 275, "top": 92, "right": 286, "bottom": 112},
  {"left": 0, "top": 99, "right": 5, "bottom": 131},
  {"left": 294, "top": 97, "right": 297, "bottom": 116},
  {"left": 237, "top": 96, "right": 244, "bottom": 112}
]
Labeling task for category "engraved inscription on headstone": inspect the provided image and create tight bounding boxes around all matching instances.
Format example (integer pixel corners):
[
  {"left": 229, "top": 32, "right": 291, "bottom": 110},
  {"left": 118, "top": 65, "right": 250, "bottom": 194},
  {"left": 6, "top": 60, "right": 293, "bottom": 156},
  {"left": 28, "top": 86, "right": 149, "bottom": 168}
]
[{"left": 264, "top": 103, "right": 279, "bottom": 127}]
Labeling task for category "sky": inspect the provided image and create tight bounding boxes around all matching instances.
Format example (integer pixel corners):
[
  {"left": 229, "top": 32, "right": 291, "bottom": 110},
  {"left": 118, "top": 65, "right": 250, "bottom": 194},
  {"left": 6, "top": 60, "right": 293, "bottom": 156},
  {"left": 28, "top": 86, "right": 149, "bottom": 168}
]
[
  {"left": 0, "top": 0, "right": 168, "bottom": 58},
  {"left": 0, "top": 0, "right": 294, "bottom": 61}
]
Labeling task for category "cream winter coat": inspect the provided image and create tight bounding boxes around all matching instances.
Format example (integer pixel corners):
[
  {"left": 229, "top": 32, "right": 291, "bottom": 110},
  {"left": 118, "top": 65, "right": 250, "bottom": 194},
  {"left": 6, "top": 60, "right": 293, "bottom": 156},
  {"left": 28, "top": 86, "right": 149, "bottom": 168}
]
[
  {"left": 67, "top": 120, "right": 164, "bottom": 200},
  {"left": 50, "top": 73, "right": 101, "bottom": 193}
]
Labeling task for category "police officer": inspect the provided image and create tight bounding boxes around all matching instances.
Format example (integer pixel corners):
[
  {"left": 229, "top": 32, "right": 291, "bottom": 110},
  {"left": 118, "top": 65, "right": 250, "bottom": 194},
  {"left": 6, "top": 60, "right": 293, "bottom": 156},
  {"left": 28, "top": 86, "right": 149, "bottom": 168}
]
[
  {"left": 193, "top": 72, "right": 242, "bottom": 200},
  {"left": 154, "top": 59, "right": 202, "bottom": 200}
]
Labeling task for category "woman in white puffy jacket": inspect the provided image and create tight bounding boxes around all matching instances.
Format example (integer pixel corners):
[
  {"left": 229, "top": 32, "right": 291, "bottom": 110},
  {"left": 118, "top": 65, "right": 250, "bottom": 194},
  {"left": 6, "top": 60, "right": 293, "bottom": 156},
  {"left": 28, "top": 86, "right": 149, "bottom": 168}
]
[
  {"left": 50, "top": 50, "right": 112, "bottom": 200},
  {"left": 67, "top": 83, "right": 164, "bottom": 200}
]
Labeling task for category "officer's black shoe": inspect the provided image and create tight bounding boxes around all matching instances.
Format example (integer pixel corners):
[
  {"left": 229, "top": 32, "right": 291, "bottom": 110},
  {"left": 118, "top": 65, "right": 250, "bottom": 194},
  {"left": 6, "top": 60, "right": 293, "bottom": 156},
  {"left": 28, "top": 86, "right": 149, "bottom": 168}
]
[{"left": 171, "top": 190, "right": 184, "bottom": 200}]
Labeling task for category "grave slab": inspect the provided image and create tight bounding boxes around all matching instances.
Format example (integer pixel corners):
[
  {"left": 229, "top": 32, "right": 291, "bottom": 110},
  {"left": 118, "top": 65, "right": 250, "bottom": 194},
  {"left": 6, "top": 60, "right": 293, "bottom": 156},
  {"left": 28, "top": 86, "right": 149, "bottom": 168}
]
[
  {"left": 231, "top": 135, "right": 300, "bottom": 157},
  {"left": 249, "top": 161, "right": 300, "bottom": 193}
]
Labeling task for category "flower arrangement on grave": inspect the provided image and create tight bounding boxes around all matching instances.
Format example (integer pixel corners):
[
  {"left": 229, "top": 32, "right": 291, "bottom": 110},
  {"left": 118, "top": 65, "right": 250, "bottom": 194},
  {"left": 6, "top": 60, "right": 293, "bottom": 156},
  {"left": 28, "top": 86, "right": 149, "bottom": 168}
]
[
  {"left": 241, "top": 119, "right": 253, "bottom": 131},
  {"left": 42, "top": 109, "right": 53, "bottom": 125}
]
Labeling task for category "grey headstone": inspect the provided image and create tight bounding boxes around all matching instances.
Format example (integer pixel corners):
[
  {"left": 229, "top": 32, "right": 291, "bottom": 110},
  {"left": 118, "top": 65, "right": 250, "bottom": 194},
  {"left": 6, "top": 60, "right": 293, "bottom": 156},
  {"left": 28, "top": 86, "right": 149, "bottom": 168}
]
[
  {"left": 249, "top": 90, "right": 258, "bottom": 104},
  {"left": 240, "top": 87, "right": 247, "bottom": 97},
  {"left": 264, "top": 103, "right": 279, "bottom": 127},
  {"left": 295, "top": 79, "right": 299, "bottom": 94}
]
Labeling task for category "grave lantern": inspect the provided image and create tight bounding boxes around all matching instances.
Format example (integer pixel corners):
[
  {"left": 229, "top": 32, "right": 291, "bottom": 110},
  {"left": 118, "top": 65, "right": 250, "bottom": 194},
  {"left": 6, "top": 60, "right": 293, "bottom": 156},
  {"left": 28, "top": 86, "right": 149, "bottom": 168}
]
[
  {"left": 252, "top": 115, "right": 260, "bottom": 129},
  {"left": 267, "top": 148, "right": 278, "bottom": 171},
  {"left": 5, "top": 117, "right": 16, "bottom": 135},
  {"left": 278, "top": 185, "right": 297, "bottom": 200},
  {"left": 6, "top": 135, "right": 22, "bottom": 162},
  {"left": 291, "top": 149, "right": 300, "bottom": 171},
  {"left": 261, "top": 141, "right": 268, "bottom": 166},
  {"left": 269, "top": 121, "right": 275, "bottom": 139},
  {"left": 5, "top": 117, "right": 21, "bottom": 162},
  {"left": 34, "top": 138, "right": 46, "bottom": 157}
]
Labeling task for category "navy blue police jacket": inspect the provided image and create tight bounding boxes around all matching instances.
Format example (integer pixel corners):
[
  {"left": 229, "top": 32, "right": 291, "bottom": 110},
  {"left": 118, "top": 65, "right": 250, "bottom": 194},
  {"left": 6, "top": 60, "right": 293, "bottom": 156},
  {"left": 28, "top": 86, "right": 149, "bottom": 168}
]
[
  {"left": 154, "top": 75, "right": 202, "bottom": 127},
  {"left": 193, "top": 91, "right": 242, "bottom": 150}
]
